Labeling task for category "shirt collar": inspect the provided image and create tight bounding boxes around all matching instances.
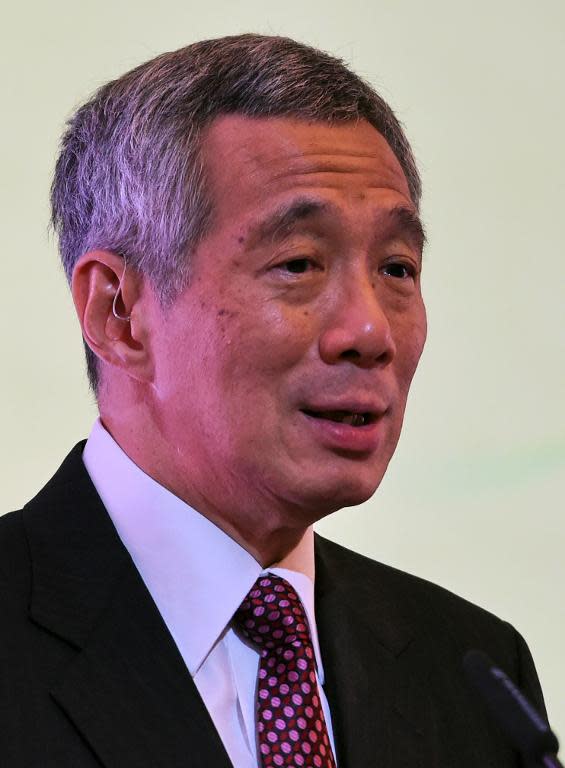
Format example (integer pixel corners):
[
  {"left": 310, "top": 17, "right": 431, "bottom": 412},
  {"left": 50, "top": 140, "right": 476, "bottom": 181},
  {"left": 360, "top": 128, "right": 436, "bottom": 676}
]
[{"left": 82, "top": 418, "right": 324, "bottom": 682}]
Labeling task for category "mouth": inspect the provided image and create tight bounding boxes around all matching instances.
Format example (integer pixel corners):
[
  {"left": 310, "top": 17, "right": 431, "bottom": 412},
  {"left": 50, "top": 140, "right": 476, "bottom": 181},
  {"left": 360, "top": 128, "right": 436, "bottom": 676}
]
[
  {"left": 300, "top": 409, "right": 377, "bottom": 427},
  {"left": 298, "top": 403, "right": 387, "bottom": 453}
]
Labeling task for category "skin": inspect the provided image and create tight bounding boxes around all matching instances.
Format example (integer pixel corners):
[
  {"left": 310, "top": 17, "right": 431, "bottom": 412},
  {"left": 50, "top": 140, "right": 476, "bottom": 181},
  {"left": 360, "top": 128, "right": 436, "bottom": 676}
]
[{"left": 72, "top": 115, "right": 427, "bottom": 566}]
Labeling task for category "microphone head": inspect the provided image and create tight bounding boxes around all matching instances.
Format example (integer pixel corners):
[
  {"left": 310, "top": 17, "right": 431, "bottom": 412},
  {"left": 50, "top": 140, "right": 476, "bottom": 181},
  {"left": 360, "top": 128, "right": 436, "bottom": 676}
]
[{"left": 463, "top": 649, "right": 559, "bottom": 760}]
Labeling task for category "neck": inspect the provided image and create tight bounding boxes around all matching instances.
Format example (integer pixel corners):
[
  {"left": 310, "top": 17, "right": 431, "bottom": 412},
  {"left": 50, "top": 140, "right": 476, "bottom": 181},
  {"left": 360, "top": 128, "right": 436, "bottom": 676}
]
[{"left": 98, "top": 403, "right": 315, "bottom": 568}]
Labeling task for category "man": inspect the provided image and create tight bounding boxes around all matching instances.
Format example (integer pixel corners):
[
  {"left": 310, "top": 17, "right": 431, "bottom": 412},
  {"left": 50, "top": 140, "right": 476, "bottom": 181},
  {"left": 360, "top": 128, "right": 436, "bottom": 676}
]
[{"left": 0, "top": 34, "right": 549, "bottom": 767}]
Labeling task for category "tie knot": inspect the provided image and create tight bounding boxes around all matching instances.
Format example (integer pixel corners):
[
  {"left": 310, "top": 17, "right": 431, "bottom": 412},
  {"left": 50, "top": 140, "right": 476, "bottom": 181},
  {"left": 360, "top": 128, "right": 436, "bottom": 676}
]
[{"left": 233, "top": 575, "right": 313, "bottom": 658}]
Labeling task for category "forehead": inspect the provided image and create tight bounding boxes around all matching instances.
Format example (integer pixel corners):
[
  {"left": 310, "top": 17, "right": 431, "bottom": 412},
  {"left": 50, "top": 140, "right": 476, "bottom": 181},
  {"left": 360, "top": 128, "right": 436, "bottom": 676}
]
[{"left": 200, "top": 115, "right": 413, "bottom": 225}]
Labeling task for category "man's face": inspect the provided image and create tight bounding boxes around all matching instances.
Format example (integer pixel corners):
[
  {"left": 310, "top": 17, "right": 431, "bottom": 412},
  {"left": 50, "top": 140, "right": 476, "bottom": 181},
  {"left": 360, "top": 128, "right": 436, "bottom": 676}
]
[{"left": 147, "top": 115, "right": 427, "bottom": 525}]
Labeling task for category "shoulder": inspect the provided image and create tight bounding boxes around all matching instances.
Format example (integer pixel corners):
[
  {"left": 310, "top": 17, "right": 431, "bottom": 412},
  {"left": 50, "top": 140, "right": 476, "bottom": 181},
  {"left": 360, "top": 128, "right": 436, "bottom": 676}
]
[
  {"left": 0, "top": 441, "right": 90, "bottom": 611},
  {"left": 315, "top": 533, "right": 519, "bottom": 664},
  {"left": 315, "top": 533, "right": 546, "bottom": 714},
  {"left": 0, "top": 509, "right": 34, "bottom": 648},
  {"left": 0, "top": 509, "right": 30, "bottom": 590},
  {"left": 315, "top": 533, "right": 502, "bottom": 617}
]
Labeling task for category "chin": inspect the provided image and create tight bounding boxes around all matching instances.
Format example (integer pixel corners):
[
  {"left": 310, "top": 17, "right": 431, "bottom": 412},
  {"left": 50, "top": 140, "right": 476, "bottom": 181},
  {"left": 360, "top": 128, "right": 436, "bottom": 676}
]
[
  {"left": 330, "top": 476, "right": 382, "bottom": 510},
  {"left": 289, "top": 464, "right": 385, "bottom": 520}
]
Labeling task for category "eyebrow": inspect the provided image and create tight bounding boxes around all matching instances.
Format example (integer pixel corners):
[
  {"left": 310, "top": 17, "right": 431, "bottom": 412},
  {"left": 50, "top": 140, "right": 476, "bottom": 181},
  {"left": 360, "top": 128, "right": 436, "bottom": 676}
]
[
  {"left": 254, "top": 197, "right": 330, "bottom": 244},
  {"left": 385, "top": 205, "right": 427, "bottom": 253},
  {"left": 252, "top": 196, "right": 427, "bottom": 253}
]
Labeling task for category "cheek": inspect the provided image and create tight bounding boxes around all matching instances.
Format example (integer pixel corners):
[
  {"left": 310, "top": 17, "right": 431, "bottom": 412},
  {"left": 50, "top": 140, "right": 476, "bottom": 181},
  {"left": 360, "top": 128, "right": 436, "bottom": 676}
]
[
  {"left": 216, "top": 300, "right": 315, "bottom": 382},
  {"left": 394, "top": 307, "right": 427, "bottom": 388},
  {"left": 206, "top": 304, "right": 315, "bottom": 455}
]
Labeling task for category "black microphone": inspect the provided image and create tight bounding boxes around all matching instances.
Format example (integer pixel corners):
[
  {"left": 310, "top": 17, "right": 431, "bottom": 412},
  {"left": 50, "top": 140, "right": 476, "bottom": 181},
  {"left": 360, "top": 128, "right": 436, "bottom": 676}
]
[{"left": 463, "top": 649, "right": 563, "bottom": 767}]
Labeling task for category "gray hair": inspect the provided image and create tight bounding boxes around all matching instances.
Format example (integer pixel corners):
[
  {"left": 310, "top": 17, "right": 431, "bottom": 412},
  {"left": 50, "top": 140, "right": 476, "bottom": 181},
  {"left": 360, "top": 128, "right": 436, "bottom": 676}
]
[{"left": 50, "top": 33, "right": 422, "bottom": 394}]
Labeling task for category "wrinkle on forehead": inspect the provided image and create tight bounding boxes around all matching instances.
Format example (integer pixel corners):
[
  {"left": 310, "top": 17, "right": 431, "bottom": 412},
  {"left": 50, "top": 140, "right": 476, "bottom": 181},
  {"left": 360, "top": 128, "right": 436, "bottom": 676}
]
[
  {"left": 267, "top": 162, "right": 406, "bottom": 187},
  {"left": 242, "top": 140, "right": 406, "bottom": 181},
  {"left": 202, "top": 115, "right": 413, "bottom": 220},
  {"left": 206, "top": 113, "right": 401, "bottom": 165},
  {"left": 248, "top": 146, "right": 409, "bottom": 199}
]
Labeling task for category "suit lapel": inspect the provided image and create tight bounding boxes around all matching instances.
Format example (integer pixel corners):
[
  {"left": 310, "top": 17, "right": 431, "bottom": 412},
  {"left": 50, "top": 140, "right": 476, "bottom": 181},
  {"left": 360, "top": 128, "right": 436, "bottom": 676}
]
[
  {"left": 24, "top": 443, "right": 232, "bottom": 768},
  {"left": 315, "top": 535, "right": 437, "bottom": 768}
]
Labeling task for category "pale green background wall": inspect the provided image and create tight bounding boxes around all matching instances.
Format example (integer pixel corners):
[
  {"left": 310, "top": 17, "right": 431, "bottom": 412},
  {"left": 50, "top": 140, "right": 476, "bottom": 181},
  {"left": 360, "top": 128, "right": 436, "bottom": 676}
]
[{"left": 1, "top": 0, "right": 563, "bottom": 743}]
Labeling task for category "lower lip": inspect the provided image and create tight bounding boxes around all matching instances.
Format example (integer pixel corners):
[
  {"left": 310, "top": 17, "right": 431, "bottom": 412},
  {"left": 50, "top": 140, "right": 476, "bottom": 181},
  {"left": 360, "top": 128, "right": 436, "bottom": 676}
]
[{"left": 300, "top": 412, "right": 384, "bottom": 453}]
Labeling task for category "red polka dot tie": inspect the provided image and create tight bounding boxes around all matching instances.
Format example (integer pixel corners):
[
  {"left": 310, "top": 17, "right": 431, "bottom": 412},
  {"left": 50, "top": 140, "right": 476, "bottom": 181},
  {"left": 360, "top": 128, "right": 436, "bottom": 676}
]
[{"left": 233, "top": 574, "right": 337, "bottom": 767}]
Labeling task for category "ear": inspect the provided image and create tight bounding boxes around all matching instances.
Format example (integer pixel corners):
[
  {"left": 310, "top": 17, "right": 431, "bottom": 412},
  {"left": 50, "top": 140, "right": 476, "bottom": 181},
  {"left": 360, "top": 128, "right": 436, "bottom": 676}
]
[{"left": 71, "top": 250, "right": 154, "bottom": 384}]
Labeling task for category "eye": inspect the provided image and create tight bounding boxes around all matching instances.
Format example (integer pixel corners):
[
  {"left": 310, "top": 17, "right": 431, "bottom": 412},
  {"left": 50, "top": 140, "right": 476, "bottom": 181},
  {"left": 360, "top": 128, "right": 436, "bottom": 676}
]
[
  {"left": 381, "top": 261, "right": 416, "bottom": 280},
  {"left": 276, "top": 258, "right": 318, "bottom": 274}
]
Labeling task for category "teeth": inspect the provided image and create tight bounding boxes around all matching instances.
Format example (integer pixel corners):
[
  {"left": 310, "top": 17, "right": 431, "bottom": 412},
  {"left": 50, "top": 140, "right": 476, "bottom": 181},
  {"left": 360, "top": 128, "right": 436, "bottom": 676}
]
[
  {"left": 342, "top": 413, "right": 362, "bottom": 426},
  {"left": 304, "top": 409, "right": 371, "bottom": 426}
]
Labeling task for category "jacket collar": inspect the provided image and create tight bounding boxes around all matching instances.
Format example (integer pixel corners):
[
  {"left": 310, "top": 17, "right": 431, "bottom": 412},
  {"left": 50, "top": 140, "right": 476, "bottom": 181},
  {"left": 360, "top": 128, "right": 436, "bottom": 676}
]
[
  {"left": 314, "top": 535, "right": 437, "bottom": 767},
  {"left": 24, "top": 442, "right": 232, "bottom": 768}
]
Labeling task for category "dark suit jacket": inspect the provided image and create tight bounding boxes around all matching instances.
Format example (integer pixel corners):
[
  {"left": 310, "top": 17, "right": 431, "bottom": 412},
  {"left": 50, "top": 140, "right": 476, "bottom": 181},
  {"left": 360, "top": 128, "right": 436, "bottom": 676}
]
[{"left": 1, "top": 442, "right": 548, "bottom": 767}]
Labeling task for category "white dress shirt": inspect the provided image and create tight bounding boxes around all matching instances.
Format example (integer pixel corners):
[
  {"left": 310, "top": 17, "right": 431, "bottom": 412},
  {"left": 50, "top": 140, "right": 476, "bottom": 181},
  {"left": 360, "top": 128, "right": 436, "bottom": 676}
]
[{"left": 82, "top": 418, "right": 337, "bottom": 767}]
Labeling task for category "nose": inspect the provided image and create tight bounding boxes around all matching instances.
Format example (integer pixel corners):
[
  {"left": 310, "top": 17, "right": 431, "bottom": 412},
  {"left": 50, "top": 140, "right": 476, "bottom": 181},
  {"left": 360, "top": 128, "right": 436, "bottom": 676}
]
[{"left": 318, "top": 273, "right": 396, "bottom": 369}]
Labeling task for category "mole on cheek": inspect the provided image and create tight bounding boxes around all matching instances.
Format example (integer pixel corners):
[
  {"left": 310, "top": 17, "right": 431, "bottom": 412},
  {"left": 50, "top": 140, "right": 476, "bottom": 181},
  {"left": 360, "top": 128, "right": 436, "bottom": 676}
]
[{"left": 217, "top": 308, "right": 239, "bottom": 319}]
